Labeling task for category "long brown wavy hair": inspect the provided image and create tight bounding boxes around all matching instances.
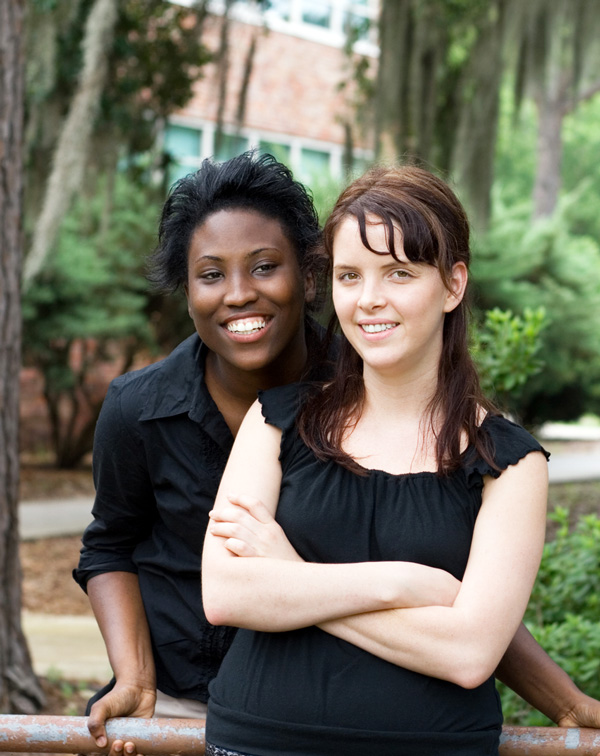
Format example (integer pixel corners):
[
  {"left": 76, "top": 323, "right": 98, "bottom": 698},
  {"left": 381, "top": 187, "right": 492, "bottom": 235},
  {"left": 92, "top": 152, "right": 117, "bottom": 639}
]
[{"left": 298, "top": 164, "right": 499, "bottom": 476}]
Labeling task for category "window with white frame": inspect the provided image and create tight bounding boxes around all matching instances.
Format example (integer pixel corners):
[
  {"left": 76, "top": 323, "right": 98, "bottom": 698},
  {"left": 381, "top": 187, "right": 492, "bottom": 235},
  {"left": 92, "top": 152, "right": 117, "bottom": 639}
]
[
  {"left": 172, "top": 1, "right": 378, "bottom": 50},
  {"left": 163, "top": 124, "right": 203, "bottom": 184},
  {"left": 163, "top": 122, "right": 358, "bottom": 187}
]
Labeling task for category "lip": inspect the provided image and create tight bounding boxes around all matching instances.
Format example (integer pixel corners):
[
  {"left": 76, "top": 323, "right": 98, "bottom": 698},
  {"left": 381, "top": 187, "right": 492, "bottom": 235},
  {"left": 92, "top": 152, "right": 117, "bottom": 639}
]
[
  {"left": 357, "top": 320, "right": 399, "bottom": 341},
  {"left": 221, "top": 314, "right": 274, "bottom": 343}
]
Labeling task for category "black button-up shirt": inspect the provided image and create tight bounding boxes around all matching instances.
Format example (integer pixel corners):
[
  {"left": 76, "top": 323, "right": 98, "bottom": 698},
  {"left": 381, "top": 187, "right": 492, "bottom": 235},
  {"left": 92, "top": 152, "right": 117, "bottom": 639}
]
[{"left": 74, "top": 334, "right": 238, "bottom": 701}]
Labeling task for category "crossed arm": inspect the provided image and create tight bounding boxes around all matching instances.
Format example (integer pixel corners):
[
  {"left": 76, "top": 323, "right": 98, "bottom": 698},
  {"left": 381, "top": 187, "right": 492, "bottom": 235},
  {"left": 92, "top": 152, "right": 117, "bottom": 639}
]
[
  {"left": 202, "top": 400, "right": 548, "bottom": 689},
  {"left": 203, "top": 400, "right": 600, "bottom": 724}
]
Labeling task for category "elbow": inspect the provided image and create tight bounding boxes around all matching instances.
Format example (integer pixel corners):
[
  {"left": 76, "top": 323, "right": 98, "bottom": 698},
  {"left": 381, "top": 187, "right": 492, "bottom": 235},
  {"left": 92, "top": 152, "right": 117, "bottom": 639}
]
[
  {"left": 204, "top": 602, "right": 232, "bottom": 628},
  {"left": 203, "top": 590, "right": 239, "bottom": 627},
  {"left": 202, "top": 574, "right": 238, "bottom": 627},
  {"left": 447, "top": 651, "right": 498, "bottom": 690},
  {"left": 452, "top": 666, "right": 494, "bottom": 690}
]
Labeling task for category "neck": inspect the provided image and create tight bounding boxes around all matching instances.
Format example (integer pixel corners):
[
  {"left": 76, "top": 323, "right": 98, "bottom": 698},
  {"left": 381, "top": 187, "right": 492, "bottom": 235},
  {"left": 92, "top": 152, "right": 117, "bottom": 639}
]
[
  {"left": 361, "top": 362, "right": 439, "bottom": 422},
  {"left": 205, "top": 333, "right": 309, "bottom": 435}
]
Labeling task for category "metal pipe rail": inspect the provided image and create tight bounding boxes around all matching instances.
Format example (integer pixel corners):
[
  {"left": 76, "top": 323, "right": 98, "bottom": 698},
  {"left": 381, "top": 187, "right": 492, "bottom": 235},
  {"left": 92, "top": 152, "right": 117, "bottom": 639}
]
[{"left": 0, "top": 717, "right": 599, "bottom": 755}]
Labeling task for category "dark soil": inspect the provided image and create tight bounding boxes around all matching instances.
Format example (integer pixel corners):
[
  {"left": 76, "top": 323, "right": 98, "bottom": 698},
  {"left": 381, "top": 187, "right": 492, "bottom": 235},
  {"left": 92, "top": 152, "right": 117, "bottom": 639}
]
[{"left": 19, "top": 462, "right": 95, "bottom": 501}]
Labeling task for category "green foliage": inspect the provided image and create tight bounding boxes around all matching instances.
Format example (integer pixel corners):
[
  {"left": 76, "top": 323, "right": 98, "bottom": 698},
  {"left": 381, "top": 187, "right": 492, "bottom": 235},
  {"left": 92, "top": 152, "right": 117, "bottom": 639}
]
[
  {"left": 22, "top": 173, "right": 161, "bottom": 466},
  {"left": 527, "top": 508, "right": 600, "bottom": 626},
  {"left": 499, "top": 510, "right": 600, "bottom": 725},
  {"left": 23, "top": 174, "right": 157, "bottom": 354},
  {"left": 471, "top": 195, "right": 600, "bottom": 424},
  {"left": 308, "top": 172, "right": 345, "bottom": 226},
  {"left": 25, "top": 0, "right": 211, "bottom": 193},
  {"left": 471, "top": 307, "right": 545, "bottom": 404}
]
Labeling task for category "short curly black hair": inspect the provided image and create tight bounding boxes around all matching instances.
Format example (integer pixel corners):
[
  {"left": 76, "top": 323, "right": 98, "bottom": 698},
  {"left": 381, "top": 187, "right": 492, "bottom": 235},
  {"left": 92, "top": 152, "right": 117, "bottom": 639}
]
[{"left": 148, "top": 151, "right": 321, "bottom": 292}]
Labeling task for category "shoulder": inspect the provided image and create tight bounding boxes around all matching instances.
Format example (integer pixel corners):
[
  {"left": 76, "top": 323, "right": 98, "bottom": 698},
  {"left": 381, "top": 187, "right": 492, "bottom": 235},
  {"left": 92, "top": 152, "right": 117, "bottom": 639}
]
[
  {"left": 464, "top": 414, "right": 550, "bottom": 484},
  {"left": 103, "top": 334, "right": 202, "bottom": 420},
  {"left": 257, "top": 382, "right": 314, "bottom": 432}
]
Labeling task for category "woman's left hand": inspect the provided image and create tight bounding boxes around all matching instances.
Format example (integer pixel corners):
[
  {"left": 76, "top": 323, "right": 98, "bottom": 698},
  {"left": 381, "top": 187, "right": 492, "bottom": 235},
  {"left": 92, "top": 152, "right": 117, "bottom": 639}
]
[
  {"left": 556, "top": 692, "right": 600, "bottom": 730},
  {"left": 208, "top": 494, "right": 302, "bottom": 561}
]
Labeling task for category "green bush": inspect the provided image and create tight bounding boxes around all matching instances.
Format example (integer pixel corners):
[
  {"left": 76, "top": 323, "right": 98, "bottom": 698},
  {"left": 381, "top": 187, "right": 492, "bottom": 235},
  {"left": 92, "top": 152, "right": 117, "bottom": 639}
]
[
  {"left": 471, "top": 195, "right": 600, "bottom": 425},
  {"left": 499, "top": 510, "right": 600, "bottom": 724},
  {"left": 470, "top": 307, "right": 546, "bottom": 407}
]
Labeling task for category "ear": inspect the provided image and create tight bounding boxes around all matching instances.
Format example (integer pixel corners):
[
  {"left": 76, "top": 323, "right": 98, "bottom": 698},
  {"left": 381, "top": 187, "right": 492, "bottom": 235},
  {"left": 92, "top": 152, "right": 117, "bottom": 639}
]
[
  {"left": 443, "top": 262, "right": 468, "bottom": 313},
  {"left": 304, "top": 271, "right": 317, "bottom": 305},
  {"left": 183, "top": 284, "right": 193, "bottom": 318}
]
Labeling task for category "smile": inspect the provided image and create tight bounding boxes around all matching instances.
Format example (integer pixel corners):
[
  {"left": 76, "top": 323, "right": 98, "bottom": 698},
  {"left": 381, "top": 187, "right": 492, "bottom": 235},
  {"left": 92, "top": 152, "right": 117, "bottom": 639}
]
[
  {"left": 225, "top": 317, "right": 270, "bottom": 335},
  {"left": 360, "top": 323, "right": 397, "bottom": 333}
]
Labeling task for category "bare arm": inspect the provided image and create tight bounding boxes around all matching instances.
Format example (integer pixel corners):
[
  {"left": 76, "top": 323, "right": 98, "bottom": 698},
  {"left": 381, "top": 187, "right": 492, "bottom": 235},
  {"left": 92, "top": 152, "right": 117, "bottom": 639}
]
[
  {"left": 85, "top": 572, "right": 156, "bottom": 749},
  {"left": 496, "top": 623, "right": 600, "bottom": 728},
  {"left": 209, "top": 430, "right": 547, "bottom": 688},
  {"left": 318, "top": 452, "right": 548, "bottom": 688},
  {"left": 212, "top": 481, "right": 600, "bottom": 727},
  {"left": 202, "top": 401, "right": 460, "bottom": 631}
]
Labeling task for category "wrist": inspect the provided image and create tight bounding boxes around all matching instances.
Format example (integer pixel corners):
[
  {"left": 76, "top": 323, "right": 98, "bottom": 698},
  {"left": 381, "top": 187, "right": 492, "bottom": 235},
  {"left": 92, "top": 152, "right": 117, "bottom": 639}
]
[{"left": 112, "top": 657, "right": 156, "bottom": 691}]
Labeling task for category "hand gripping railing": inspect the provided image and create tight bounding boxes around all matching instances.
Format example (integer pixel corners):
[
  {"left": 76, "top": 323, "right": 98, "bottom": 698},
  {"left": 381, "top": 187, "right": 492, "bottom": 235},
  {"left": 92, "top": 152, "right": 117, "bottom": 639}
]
[{"left": 0, "top": 717, "right": 599, "bottom": 755}]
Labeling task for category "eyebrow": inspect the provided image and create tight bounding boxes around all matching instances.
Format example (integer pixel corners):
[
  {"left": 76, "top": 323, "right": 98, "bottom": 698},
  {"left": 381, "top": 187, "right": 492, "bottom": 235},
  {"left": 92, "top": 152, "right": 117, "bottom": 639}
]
[
  {"left": 333, "top": 258, "right": 411, "bottom": 271},
  {"left": 195, "top": 248, "right": 275, "bottom": 263}
]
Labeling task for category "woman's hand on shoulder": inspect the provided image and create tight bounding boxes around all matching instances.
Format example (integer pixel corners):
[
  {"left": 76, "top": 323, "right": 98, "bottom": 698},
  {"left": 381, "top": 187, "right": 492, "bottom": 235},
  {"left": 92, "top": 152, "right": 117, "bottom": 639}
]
[{"left": 208, "top": 494, "right": 302, "bottom": 561}]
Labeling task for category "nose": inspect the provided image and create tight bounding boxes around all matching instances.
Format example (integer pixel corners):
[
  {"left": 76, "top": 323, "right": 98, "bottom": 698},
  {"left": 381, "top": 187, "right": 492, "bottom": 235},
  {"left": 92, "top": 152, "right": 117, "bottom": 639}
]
[
  {"left": 357, "top": 278, "right": 386, "bottom": 312},
  {"left": 223, "top": 272, "right": 259, "bottom": 307}
]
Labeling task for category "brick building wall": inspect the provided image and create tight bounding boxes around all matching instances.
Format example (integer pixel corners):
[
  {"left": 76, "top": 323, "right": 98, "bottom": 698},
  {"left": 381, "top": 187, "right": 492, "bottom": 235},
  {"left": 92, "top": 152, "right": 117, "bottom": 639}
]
[
  {"left": 167, "top": 3, "right": 378, "bottom": 179},
  {"left": 182, "top": 14, "right": 368, "bottom": 145}
]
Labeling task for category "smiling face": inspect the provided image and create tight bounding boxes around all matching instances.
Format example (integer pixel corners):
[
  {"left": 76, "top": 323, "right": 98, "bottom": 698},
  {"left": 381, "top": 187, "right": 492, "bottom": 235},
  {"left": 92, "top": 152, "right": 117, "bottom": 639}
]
[
  {"left": 332, "top": 215, "right": 467, "bottom": 380},
  {"left": 185, "top": 208, "right": 312, "bottom": 377}
]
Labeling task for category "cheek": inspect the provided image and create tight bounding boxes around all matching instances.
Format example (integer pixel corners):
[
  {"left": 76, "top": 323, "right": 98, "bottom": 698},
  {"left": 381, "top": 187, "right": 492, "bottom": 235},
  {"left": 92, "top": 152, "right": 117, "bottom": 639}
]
[
  {"left": 269, "top": 273, "right": 306, "bottom": 313},
  {"left": 332, "top": 286, "right": 353, "bottom": 320},
  {"left": 187, "top": 285, "right": 216, "bottom": 320}
]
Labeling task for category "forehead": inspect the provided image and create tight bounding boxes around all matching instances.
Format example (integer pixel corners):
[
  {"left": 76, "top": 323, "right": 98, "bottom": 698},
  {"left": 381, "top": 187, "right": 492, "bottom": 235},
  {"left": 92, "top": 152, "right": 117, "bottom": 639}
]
[
  {"left": 333, "top": 214, "right": 405, "bottom": 260},
  {"left": 190, "top": 208, "right": 294, "bottom": 258}
]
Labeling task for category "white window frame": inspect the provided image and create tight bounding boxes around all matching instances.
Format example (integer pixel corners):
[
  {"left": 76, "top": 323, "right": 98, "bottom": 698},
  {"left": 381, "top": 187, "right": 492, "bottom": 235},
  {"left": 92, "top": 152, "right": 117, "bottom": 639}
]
[{"left": 165, "top": 115, "right": 373, "bottom": 179}]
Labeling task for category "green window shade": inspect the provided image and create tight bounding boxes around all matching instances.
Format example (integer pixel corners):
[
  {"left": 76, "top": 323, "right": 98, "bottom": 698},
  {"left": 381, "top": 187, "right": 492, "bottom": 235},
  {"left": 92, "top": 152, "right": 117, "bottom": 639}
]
[
  {"left": 264, "top": 0, "right": 291, "bottom": 20},
  {"left": 259, "top": 141, "right": 291, "bottom": 164},
  {"left": 301, "top": 0, "right": 332, "bottom": 28},
  {"left": 214, "top": 134, "right": 249, "bottom": 162},
  {"left": 164, "top": 125, "right": 201, "bottom": 159},
  {"left": 300, "top": 147, "right": 330, "bottom": 178},
  {"left": 168, "top": 162, "right": 196, "bottom": 188}
]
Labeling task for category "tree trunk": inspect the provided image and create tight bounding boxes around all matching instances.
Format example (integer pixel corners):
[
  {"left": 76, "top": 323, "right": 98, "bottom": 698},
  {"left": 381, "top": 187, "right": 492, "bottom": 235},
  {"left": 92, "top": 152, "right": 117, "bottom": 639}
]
[
  {"left": 532, "top": 92, "right": 564, "bottom": 219},
  {"left": 0, "top": 0, "right": 46, "bottom": 714},
  {"left": 375, "top": 0, "right": 411, "bottom": 161},
  {"left": 451, "top": 0, "right": 505, "bottom": 232},
  {"left": 23, "top": 0, "right": 118, "bottom": 287}
]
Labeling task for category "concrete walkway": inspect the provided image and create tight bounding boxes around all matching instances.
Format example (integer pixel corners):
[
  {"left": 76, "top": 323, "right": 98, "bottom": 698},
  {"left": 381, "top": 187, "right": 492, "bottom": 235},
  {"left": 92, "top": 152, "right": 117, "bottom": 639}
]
[
  {"left": 19, "top": 496, "right": 109, "bottom": 682},
  {"left": 19, "top": 496, "right": 94, "bottom": 541},
  {"left": 22, "top": 611, "right": 112, "bottom": 682}
]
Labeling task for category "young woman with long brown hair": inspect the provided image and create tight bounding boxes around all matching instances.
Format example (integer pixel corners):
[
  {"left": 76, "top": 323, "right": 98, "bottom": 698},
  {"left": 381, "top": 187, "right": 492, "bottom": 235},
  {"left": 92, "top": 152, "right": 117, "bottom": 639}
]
[{"left": 202, "top": 164, "right": 550, "bottom": 755}]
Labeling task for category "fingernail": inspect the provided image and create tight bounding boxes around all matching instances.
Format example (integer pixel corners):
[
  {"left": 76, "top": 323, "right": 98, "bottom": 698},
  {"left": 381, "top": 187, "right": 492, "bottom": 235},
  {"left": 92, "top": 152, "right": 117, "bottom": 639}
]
[
  {"left": 125, "top": 745, "right": 135, "bottom": 754},
  {"left": 96, "top": 737, "right": 107, "bottom": 748}
]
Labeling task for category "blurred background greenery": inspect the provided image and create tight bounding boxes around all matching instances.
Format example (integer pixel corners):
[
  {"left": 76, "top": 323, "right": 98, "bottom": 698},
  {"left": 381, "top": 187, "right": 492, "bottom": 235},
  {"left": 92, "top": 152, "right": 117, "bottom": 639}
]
[{"left": 19, "top": 0, "right": 600, "bottom": 723}]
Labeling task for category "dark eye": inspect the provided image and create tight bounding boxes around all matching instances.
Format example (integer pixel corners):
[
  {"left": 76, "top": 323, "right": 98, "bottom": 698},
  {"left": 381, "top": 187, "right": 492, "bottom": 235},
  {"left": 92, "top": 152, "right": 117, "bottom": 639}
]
[
  {"left": 338, "top": 271, "right": 359, "bottom": 281},
  {"left": 254, "top": 263, "right": 277, "bottom": 274},
  {"left": 200, "top": 270, "right": 224, "bottom": 281}
]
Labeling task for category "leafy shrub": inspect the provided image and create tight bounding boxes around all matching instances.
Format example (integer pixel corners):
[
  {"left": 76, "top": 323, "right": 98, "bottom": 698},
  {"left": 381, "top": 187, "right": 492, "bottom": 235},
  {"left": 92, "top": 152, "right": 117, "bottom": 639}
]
[
  {"left": 471, "top": 195, "right": 600, "bottom": 425},
  {"left": 499, "top": 510, "right": 600, "bottom": 724},
  {"left": 471, "top": 307, "right": 546, "bottom": 406}
]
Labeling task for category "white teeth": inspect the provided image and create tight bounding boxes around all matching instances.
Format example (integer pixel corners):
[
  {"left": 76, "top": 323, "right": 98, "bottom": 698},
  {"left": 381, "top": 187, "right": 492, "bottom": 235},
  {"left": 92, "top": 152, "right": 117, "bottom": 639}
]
[
  {"left": 226, "top": 319, "right": 267, "bottom": 334},
  {"left": 361, "top": 323, "right": 396, "bottom": 333}
]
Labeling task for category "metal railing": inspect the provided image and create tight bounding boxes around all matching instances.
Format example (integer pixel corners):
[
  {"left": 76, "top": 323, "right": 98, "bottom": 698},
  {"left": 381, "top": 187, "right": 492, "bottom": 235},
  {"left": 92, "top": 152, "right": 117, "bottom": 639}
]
[{"left": 0, "top": 717, "right": 599, "bottom": 755}]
